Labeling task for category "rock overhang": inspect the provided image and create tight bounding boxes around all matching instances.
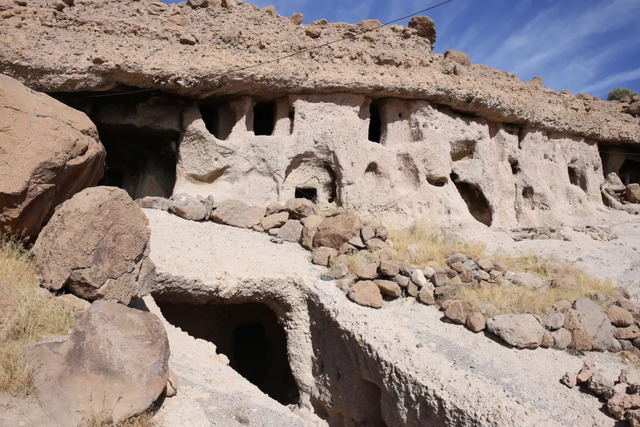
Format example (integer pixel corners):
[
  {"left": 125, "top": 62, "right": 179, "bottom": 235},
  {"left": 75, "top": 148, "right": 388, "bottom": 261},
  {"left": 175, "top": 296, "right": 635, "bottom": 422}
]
[{"left": 0, "top": 0, "right": 639, "bottom": 144}]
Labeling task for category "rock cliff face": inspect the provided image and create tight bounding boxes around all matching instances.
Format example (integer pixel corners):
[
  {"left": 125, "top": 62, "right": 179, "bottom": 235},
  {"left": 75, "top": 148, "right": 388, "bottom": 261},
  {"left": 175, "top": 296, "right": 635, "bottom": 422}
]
[{"left": 1, "top": 0, "right": 639, "bottom": 229}]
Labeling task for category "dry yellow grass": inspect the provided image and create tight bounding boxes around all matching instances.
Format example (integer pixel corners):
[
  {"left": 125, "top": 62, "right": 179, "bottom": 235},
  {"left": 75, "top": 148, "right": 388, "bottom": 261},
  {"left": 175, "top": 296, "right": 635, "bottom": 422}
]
[
  {"left": 0, "top": 238, "right": 77, "bottom": 394},
  {"left": 382, "top": 222, "right": 619, "bottom": 316},
  {"left": 386, "top": 221, "right": 486, "bottom": 267}
]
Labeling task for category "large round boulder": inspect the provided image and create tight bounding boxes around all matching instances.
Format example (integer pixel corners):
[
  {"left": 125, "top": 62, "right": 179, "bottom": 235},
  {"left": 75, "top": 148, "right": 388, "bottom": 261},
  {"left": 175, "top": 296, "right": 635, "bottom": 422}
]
[
  {"left": 0, "top": 74, "right": 105, "bottom": 241},
  {"left": 312, "top": 211, "right": 362, "bottom": 249},
  {"left": 26, "top": 300, "right": 170, "bottom": 425},
  {"left": 33, "top": 186, "right": 155, "bottom": 304}
]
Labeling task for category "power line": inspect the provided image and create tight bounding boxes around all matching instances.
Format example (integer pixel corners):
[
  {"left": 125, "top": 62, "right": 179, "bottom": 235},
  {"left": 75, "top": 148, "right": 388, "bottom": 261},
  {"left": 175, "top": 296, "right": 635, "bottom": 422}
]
[{"left": 82, "top": 0, "right": 454, "bottom": 98}]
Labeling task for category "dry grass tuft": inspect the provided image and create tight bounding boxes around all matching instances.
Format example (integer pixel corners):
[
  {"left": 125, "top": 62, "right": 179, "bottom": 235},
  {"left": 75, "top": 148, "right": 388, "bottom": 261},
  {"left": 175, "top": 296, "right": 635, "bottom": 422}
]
[
  {"left": 383, "top": 221, "right": 619, "bottom": 316},
  {"left": 457, "top": 275, "right": 617, "bottom": 315},
  {"left": 457, "top": 253, "right": 618, "bottom": 315},
  {"left": 387, "top": 221, "right": 486, "bottom": 267},
  {"left": 0, "top": 238, "right": 77, "bottom": 395},
  {"left": 340, "top": 250, "right": 385, "bottom": 274}
]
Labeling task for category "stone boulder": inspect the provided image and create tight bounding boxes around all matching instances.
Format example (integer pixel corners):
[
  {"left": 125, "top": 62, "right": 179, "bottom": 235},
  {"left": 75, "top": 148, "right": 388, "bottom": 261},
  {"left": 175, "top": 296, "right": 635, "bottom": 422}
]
[
  {"left": 561, "top": 308, "right": 593, "bottom": 351},
  {"left": 27, "top": 300, "right": 170, "bottom": 426},
  {"left": 444, "top": 300, "right": 471, "bottom": 324},
  {"left": 607, "top": 305, "right": 634, "bottom": 327},
  {"left": 348, "top": 281, "right": 383, "bottom": 308},
  {"left": 408, "top": 16, "right": 436, "bottom": 44},
  {"left": 169, "top": 193, "right": 208, "bottom": 221},
  {"left": 261, "top": 211, "right": 289, "bottom": 231},
  {"left": 33, "top": 187, "right": 155, "bottom": 304},
  {"left": 211, "top": 199, "right": 265, "bottom": 229},
  {"left": 137, "top": 196, "right": 170, "bottom": 211},
  {"left": 277, "top": 219, "right": 303, "bottom": 243},
  {"left": 0, "top": 74, "right": 105, "bottom": 241},
  {"left": 444, "top": 49, "right": 471, "bottom": 66},
  {"left": 300, "top": 214, "right": 323, "bottom": 249},
  {"left": 466, "top": 312, "right": 486, "bottom": 332},
  {"left": 313, "top": 211, "right": 362, "bottom": 249},
  {"left": 283, "top": 198, "right": 318, "bottom": 219},
  {"left": 627, "top": 184, "right": 640, "bottom": 204},
  {"left": 374, "top": 279, "right": 402, "bottom": 298},
  {"left": 574, "top": 298, "right": 617, "bottom": 351},
  {"left": 486, "top": 314, "right": 546, "bottom": 349}
]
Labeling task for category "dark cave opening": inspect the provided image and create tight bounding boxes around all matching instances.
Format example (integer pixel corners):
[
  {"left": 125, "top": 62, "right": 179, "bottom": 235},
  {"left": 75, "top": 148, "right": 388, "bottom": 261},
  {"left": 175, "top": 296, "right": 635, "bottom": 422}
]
[
  {"left": 200, "top": 102, "right": 235, "bottom": 140},
  {"left": 156, "top": 301, "right": 299, "bottom": 405},
  {"left": 253, "top": 101, "right": 276, "bottom": 136},
  {"left": 295, "top": 187, "right": 318, "bottom": 203},
  {"left": 368, "top": 101, "right": 382, "bottom": 143},
  {"left": 599, "top": 145, "right": 640, "bottom": 186},
  {"left": 450, "top": 174, "right": 493, "bottom": 226},
  {"left": 568, "top": 165, "right": 587, "bottom": 192},
  {"left": 97, "top": 125, "right": 177, "bottom": 199},
  {"left": 620, "top": 159, "right": 640, "bottom": 186}
]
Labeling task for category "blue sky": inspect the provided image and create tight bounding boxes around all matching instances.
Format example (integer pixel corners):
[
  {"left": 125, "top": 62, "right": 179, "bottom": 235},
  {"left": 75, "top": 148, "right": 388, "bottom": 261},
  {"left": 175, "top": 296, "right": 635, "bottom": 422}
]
[{"left": 165, "top": 0, "right": 640, "bottom": 99}]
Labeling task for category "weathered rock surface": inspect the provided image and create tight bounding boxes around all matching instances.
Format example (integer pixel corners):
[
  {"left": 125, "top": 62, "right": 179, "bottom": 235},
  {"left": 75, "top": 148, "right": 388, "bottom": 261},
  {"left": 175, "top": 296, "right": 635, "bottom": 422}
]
[
  {"left": 347, "top": 280, "right": 383, "bottom": 308},
  {"left": 137, "top": 196, "right": 170, "bottom": 211},
  {"left": 1, "top": 1, "right": 638, "bottom": 146},
  {"left": 0, "top": 74, "right": 105, "bottom": 241},
  {"left": 444, "top": 300, "right": 471, "bottom": 325},
  {"left": 606, "top": 305, "right": 634, "bottom": 327},
  {"left": 33, "top": 186, "right": 155, "bottom": 304},
  {"left": 486, "top": 314, "right": 546, "bottom": 349},
  {"left": 313, "top": 211, "right": 362, "bottom": 249},
  {"left": 26, "top": 300, "right": 170, "bottom": 426},
  {"left": 627, "top": 184, "right": 640, "bottom": 203},
  {"left": 168, "top": 193, "right": 208, "bottom": 220},
  {"left": 374, "top": 279, "right": 402, "bottom": 298},
  {"left": 574, "top": 298, "right": 617, "bottom": 351},
  {"left": 261, "top": 211, "right": 289, "bottom": 231},
  {"left": 145, "top": 209, "right": 626, "bottom": 427},
  {"left": 283, "top": 198, "right": 318, "bottom": 219},
  {"left": 277, "top": 219, "right": 303, "bottom": 243},
  {"left": 211, "top": 199, "right": 265, "bottom": 229}
]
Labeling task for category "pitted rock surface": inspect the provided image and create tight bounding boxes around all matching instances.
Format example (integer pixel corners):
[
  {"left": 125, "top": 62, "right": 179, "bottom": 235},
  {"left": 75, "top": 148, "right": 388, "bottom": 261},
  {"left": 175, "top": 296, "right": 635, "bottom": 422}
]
[{"left": 33, "top": 186, "right": 155, "bottom": 304}]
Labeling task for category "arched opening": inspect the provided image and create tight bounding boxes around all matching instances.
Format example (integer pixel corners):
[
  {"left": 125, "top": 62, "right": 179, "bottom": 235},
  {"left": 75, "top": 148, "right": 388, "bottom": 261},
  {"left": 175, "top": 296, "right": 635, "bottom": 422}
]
[
  {"left": 620, "top": 159, "right": 640, "bottom": 186},
  {"left": 368, "top": 101, "right": 382, "bottom": 143},
  {"left": 427, "top": 176, "right": 447, "bottom": 187},
  {"left": 509, "top": 157, "right": 520, "bottom": 174},
  {"left": 253, "top": 101, "right": 276, "bottom": 136},
  {"left": 295, "top": 187, "right": 318, "bottom": 203},
  {"left": 97, "top": 125, "right": 177, "bottom": 199},
  {"left": 450, "top": 174, "right": 493, "bottom": 226},
  {"left": 288, "top": 108, "right": 295, "bottom": 135},
  {"left": 157, "top": 302, "right": 299, "bottom": 405},
  {"left": 200, "top": 102, "right": 235, "bottom": 140},
  {"left": 568, "top": 165, "right": 587, "bottom": 192}
]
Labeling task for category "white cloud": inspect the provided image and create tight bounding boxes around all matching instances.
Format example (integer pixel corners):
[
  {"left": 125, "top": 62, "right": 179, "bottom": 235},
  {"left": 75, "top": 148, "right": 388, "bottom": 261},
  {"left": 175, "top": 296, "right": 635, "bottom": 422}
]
[{"left": 579, "top": 66, "right": 640, "bottom": 94}]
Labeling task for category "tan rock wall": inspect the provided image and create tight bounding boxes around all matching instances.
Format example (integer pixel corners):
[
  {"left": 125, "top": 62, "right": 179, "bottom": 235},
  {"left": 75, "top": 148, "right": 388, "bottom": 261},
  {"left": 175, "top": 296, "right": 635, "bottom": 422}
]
[{"left": 176, "top": 93, "right": 606, "bottom": 228}]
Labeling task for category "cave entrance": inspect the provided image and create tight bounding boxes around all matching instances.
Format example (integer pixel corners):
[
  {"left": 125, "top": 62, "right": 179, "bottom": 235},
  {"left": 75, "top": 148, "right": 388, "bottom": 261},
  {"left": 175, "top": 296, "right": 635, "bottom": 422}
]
[
  {"left": 599, "top": 145, "right": 640, "bottom": 186},
  {"left": 156, "top": 301, "right": 299, "bottom": 405},
  {"left": 568, "top": 165, "right": 587, "bottom": 192},
  {"left": 450, "top": 175, "right": 493, "bottom": 226},
  {"left": 97, "top": 125, "right": 177, "bottom": 199},
  {"left": 295, "top": 187, "right": 318, "bottom": 203},
  {"left": 253, "top": 101, "right": 276, "bottom": 136},
  {"left": 620, "top": 159, "right": 640, "bottom": 185},
  {"left": 368, "top": 100, "right": 382, "bottom": 143},
  {"left": 200, "top": 102, "right": 235, "bottom": 140}
]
